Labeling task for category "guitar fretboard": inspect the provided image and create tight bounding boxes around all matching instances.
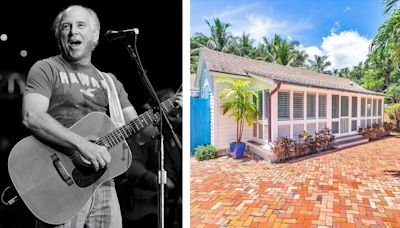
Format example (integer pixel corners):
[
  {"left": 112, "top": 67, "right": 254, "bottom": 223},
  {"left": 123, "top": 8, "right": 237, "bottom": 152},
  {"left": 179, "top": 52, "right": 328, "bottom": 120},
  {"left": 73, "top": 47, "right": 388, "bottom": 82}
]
[{"left": 95, "top": 95, "right": 177, "bottom": 149}]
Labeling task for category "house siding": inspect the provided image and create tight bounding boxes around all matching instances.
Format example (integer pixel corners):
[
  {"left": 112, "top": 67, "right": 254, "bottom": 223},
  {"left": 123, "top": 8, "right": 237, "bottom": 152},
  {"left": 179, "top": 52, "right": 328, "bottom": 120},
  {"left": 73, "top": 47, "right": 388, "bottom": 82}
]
[{"left": 213, "top": 80, "right": 253, "bottom": 150}]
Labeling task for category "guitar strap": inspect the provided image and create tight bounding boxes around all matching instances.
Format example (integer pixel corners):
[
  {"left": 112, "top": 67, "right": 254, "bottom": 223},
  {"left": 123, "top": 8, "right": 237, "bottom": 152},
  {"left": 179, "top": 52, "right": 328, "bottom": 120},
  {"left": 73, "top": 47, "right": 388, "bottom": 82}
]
[{"left": 95, "top": 69, "right": 125, "bottom": 127}]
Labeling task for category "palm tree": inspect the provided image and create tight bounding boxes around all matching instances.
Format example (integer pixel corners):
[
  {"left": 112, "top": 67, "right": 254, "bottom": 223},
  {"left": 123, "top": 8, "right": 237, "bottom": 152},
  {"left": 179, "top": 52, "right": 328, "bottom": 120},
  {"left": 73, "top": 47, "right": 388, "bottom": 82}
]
[
  {"left": 259, "top": 34, "right": 297, "bottom": 65},
  {"left": 232, "top": 32, "right": 255, "bottom": 58},
  {"left": 307, "top": 55, "right": 332, "bottom": 73},
  {"left": 384, "top": 0, "right": 400, "bottom": 15},
  {"left": 219, "top": 79, "right": 258, "bottom": 143},
  {"left": 194, "top": 18, "right": 235, "bottom": 52},
  {"left": 370, "top": 10, "right": 400, "bottom": 62}
]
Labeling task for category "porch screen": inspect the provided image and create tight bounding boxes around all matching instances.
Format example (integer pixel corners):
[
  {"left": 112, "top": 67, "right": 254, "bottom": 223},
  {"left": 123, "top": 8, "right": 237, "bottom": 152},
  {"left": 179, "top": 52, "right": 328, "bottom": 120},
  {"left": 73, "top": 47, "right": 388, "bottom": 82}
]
[
  {"left": 361, "top": 98, "right": 366, "bottom": 117},
  {"left": 378, "top": 99, "right": 382, "bottom": 116},
  {"left": 367, "top": 98, "right": 372, "bottom": 116},
  {"left": 318, "top": 94, "right": 327, "bottom": 118},
  {"left": 332, "top": 121, "right": 339, "bottom": 134},
  {"left": 351, "top": 120, "right": 357, "bottom": 131},
  {"left": 352, "top": 97, "right": 357, "bottom": 117},
  {"left": 373, "top": 99, "right": 377, "bottom": 116},
  {"left": 332, "top": 95, "right": 339, "bottom": 118},
  {"left": 341, "top": 96, "right": 349, "bottom": 117},
  {"left": 278, "top": 91, "right": 290, "bottom": 120},
  {"left": 307, "top": 94, "right": 316, "bottom": 119},
  {"left": 293, "top": 93, "right": 304, "bottom": 119}
]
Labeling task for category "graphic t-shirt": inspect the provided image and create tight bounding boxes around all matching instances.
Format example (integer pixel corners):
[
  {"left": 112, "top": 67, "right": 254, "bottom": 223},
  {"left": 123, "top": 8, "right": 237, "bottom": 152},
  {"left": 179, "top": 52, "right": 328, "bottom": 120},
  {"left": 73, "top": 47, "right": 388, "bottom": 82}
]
[{"left": 24, "top": 55, "right": 132, "bottom": 127}]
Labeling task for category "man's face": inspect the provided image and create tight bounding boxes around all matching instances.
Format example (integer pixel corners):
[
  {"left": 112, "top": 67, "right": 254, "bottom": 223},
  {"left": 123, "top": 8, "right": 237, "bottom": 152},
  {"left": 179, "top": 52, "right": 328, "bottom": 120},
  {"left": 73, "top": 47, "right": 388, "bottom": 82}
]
[{"left": 59, "top": 6, "right": 99, "bottom": 62}]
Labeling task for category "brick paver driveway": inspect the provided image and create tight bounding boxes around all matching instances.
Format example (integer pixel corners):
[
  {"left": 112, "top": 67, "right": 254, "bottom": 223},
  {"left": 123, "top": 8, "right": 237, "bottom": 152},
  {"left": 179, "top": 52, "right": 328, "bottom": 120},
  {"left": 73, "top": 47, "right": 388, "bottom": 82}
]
[{"left": 191, "top": 136, "right": 400, "bottom": 227}]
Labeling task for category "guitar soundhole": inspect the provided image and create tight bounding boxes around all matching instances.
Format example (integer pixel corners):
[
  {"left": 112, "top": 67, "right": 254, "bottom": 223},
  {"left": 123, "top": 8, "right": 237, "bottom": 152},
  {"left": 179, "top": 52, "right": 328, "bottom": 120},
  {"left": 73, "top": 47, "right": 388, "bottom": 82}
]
[{"left": 72, "top": 167, "right": 107, "bottom": 187}]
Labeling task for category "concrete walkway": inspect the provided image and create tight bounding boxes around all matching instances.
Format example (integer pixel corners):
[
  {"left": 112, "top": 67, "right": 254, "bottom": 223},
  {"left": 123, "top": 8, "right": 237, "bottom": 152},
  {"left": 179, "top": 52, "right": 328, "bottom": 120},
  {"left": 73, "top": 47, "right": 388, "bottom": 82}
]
[{"left": 191, "top": 136, "right": 400, "bottom": 227}]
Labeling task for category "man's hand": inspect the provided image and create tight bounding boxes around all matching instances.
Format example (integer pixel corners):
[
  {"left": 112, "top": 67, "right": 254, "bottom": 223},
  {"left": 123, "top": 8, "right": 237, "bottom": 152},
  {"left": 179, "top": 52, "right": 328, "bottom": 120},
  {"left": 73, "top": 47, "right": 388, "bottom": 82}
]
[
  {"left": 77, "top": 139, "right": 111, "bottom": 171},
  {"left": 174, "top": 92, "right": 182, "bottom": 108}
]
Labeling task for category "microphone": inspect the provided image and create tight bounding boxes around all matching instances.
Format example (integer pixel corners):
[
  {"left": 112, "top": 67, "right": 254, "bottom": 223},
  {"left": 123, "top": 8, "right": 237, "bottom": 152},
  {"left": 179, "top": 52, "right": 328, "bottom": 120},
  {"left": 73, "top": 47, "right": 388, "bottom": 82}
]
[{"left": 104, "top": 28, "right": 139, "bottom": 41}]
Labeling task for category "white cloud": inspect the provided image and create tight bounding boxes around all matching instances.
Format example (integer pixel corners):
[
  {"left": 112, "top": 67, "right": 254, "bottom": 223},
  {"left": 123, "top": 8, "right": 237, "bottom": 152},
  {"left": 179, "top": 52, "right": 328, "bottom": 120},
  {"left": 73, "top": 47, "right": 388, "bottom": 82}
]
[
  {"left": 302, "top": 31, "right": 371, "bottom": 70},
  {"left": 345, "top": 6, "right": 351, "bottom": 12},
  {"left": 304, "top": 46, "right": 324, "bottom": 58},
  {"left": 232, "top": 14, "right": 312, "bottom": 43},
  {"left": 322, "top": 31, "right": 371, "bottom": 69}
]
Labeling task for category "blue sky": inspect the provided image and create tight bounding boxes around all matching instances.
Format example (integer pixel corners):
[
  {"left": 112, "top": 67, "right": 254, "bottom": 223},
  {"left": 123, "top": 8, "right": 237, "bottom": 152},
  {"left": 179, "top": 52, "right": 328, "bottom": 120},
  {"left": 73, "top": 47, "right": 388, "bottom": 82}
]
[{"left": 191, "top": 0, "right": 389, "bottom": 69}]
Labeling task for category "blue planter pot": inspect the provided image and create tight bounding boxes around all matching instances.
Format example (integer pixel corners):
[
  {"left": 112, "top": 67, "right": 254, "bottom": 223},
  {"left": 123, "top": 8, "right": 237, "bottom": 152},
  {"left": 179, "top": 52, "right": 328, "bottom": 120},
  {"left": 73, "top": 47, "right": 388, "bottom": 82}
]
[{"left": 229, "top": 142, "right": 246, "bottom": 159}]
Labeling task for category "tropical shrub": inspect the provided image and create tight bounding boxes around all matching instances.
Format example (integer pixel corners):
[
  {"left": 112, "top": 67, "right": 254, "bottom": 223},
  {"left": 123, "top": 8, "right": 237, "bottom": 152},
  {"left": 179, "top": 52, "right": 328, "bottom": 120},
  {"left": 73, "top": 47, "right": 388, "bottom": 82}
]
[
  {"left": 358, "top": 122, "right": 393, "bottom": 140},
  {"left": 194, "top": 144, "right": 217, "bottom": 161},
  {"left": 272, "top": 136, "right": 295, "bottom": 162},
  {"left": 273, "top": 128, "right": 335, "bottom": 162}
]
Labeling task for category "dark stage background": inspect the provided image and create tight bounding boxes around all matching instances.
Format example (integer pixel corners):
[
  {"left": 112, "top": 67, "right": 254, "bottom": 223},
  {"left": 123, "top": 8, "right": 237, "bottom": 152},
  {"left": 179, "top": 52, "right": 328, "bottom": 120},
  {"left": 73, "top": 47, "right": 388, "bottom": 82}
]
[{"left": 0, "top": 1, "right": 182, "bottom": 227}]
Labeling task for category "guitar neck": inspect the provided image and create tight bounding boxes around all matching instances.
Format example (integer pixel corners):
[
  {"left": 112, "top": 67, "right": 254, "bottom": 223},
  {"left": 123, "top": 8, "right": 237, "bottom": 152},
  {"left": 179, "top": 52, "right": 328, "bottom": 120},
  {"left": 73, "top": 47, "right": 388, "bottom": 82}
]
[{"left": 96, "top": 96, "right": 177, "bottom": 149}]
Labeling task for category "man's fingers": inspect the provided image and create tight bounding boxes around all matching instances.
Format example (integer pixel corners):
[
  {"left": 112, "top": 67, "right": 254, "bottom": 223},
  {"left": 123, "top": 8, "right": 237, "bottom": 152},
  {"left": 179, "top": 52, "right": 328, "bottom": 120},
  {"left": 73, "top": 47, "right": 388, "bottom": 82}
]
[{"left": 91, "top": 159, "right": 100, "bottom": 172}]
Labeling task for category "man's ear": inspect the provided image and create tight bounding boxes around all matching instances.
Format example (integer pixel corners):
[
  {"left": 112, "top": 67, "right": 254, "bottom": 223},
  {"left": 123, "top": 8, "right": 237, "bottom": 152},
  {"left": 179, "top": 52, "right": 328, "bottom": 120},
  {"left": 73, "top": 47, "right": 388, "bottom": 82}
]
[{"left": 93, "top": 29, "right": 100, "bottom": 43}]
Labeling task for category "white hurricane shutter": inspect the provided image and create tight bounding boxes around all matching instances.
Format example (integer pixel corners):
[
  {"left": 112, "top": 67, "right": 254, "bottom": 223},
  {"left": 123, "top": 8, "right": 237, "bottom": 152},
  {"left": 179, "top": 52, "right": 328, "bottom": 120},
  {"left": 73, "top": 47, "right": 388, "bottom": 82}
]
[
  {"left": 307, "top": 94, "right": 316, "bottom": 119},
  {"left": 318, "top": 94, "right": 326, "bottom": 118},
  {"left": 278, "top": 125, "right": 290, "bottom": 138},
  {"left": 278, "top": 91, "right": 290, "bottom": 121},
  {"left": 264, "top": 90, "right": 269, "bottom": 118},
  {"left": 307, "top": 123, "right": 316, "bottom": 136},
  {"left": 293, "top": 124, "right": 304, "bottom": 138},
  {"left": 293, "top": 93, "right": 304, "bottom": 120}
]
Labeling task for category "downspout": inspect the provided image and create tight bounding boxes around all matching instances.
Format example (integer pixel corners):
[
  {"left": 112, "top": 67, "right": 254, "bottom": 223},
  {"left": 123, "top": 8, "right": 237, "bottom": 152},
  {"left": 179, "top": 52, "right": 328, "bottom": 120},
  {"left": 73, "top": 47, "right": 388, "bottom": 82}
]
[{"left": 268, "top": 82, "right": 281, "bottom": 142}]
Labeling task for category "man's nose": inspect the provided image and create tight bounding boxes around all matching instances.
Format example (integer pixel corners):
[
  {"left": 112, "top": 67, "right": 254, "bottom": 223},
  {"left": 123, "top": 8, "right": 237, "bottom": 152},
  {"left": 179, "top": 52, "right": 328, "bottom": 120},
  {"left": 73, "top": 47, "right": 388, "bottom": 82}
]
[{"left": 70, "top": 24, "right": 78, "bottom": 35}]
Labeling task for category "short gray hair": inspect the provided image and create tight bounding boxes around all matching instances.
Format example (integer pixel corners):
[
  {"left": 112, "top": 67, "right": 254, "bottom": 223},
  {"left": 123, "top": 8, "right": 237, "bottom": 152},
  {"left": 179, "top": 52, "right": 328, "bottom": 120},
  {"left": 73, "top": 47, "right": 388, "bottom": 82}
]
[{"left": 52, "top": 5, "right": 100, "bottom": 49}]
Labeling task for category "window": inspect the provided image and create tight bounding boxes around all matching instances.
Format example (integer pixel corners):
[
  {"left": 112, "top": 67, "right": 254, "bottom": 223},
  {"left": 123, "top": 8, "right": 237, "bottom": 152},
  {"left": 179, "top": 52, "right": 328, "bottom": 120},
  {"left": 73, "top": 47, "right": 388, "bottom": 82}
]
[
  {"left": 378, "top": 99, "right": 382, "bottom": 116},
  {"left": 258, "top": 91, "right": 263, "bottom": 119},
  {"left": 318, "top": 94, "right": 327, "bottom": 118},
  {"left": 278, "top": 91, "right": 290, "bottom": 120},
  {"left": 332, "top": 121, "right": 339, "bottom": 134},
  {"left": 293, "top": 93, "right": 304, "bottom": 119},
  {"left": 367, "top": 98, "right": 372, "bottom": 116},
  {"left": 341, "top": 96, "right": 349, "bottom": 117},
  {"left": 373, "top": 99, "right": 377, "bottom": 116},
  {"left": 307, "top": 93, "right": 316, "bottom": 119},
  {"left": 352, "top": 97, "right": 357, "bottom": 117},
  {"left": 361, "top": 98, "right": 366, "bottom": 117},
  {"left": 332, "top": 95, "right": 339, "bottom": 118}
]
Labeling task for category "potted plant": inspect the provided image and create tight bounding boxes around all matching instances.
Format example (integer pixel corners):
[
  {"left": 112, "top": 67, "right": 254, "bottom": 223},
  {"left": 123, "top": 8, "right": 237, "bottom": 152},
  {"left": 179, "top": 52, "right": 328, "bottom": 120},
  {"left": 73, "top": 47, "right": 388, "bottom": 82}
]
[{"left": 219, "top": 79, "right": 258, "bottom": 159}]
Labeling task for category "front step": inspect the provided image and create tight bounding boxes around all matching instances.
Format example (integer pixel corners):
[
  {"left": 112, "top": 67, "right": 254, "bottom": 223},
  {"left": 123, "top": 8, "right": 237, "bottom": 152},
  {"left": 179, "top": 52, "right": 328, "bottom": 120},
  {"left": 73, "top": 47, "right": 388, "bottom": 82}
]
[
  {"left": 334, "top": 134, "right": 369, "bottom": 149},
  {"left": 247, "top": 141, "right": 276, "bottom": 162}
]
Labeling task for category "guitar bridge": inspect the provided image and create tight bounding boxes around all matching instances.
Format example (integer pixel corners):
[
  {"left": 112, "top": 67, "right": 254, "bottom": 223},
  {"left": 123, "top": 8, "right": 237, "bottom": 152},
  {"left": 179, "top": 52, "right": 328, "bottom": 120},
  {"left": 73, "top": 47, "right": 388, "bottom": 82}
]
[{"left": 51, "top": 154, "right": 74, "bottom": 186}]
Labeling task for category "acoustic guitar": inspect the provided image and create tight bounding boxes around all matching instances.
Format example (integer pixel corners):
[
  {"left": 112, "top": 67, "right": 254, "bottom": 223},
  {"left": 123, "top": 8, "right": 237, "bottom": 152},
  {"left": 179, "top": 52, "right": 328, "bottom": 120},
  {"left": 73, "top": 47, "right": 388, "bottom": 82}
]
[{"left": 8, "top": 95, "right": 178, "bottom": 225}]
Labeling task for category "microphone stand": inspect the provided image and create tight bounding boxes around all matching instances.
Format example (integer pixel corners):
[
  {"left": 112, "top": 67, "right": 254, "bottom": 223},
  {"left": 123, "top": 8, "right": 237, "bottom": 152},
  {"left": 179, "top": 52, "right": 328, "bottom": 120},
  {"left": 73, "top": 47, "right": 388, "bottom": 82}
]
[{"left": 121, "top": 33, "right": 181, "bottom": 228}]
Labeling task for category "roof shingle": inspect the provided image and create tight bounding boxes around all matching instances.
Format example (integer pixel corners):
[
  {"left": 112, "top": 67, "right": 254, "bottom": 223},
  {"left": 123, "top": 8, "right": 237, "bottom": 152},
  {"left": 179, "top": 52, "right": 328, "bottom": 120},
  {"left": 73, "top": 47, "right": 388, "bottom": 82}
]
[{"left": 201, "top": 48, "right": 385, "bottom": 96}]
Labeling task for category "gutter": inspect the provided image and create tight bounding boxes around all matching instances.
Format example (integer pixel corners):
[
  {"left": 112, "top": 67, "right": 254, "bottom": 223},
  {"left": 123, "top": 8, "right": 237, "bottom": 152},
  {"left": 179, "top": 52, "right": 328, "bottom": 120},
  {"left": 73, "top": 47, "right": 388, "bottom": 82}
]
[{"left": 268, "top": 82, "right": 281, "bottom": 142}]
